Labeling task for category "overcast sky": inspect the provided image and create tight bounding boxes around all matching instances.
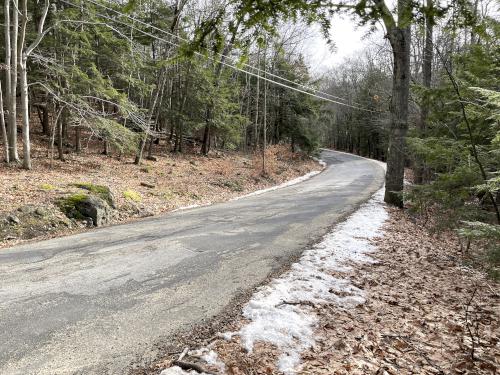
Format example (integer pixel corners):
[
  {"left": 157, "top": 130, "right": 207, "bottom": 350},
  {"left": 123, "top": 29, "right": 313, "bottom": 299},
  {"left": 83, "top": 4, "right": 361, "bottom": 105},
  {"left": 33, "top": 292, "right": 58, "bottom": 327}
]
[{"left": 303, "top": 16, "right": 382, "bottom": 74}]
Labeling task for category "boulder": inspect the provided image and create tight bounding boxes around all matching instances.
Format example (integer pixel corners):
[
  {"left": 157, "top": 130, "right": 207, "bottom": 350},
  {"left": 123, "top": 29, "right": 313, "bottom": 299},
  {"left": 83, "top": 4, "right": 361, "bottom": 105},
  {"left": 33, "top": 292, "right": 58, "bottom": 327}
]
[
  {"left": 73, "top": 195, "right": 112, "bottom": 227},
  {"left": 72, "top": 183, "right": 116, "bottom": 209},
  {"left": 57, "top": 194, "right": 112, "bottom": 227}
]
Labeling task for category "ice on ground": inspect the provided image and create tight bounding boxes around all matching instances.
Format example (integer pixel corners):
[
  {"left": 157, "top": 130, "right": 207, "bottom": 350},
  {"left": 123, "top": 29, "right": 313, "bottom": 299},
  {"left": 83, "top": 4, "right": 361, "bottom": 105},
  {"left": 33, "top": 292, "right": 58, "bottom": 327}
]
[
  {"left": 238, "top": 187, "right": 388, "bottom": 374},
  {"left": 186, "top": 348, "right": 226, "bottom": 373}
]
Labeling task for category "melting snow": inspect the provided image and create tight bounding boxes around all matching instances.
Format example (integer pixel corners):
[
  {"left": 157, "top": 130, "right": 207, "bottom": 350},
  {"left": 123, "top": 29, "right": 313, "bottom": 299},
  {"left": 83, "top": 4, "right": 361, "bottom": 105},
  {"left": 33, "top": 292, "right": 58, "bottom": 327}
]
[
  {"left": 238, "top": 186, "right": 388, "bottom": 374},
  {"left": 231, "top": 168, "right": 325, "bottom": 201},
  {"left": 162, "top": 164, "right": 388, "bottom": 375},
  {"left": 159, "top": 366, "right": 198, "bottom": 375}
]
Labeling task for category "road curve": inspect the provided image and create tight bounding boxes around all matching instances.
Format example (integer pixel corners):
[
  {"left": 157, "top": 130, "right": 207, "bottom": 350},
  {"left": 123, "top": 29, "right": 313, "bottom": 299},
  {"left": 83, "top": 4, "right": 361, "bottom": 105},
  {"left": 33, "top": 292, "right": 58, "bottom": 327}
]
[{"left": 0, "top": 150, "right": 385, "bottom": 375}]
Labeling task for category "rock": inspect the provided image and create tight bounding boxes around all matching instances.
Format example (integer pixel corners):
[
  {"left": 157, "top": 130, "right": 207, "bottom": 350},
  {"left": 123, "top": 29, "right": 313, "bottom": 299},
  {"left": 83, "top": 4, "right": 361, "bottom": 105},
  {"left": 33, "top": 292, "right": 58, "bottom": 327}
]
[
  {"left": 72, "top": 183, "right": 116, "bottom": 209},
  {"left": 75, "top": 196, "right": 111, "bottom": 227},
  {"left": 7, "top": 215, "right": 20, "bottom": 225},
  {"left": 140, "top": 182, "right": 156, "bottom": 189},
  {"left": 146, "top": 156, "right": 158, "bottom": 161},
  {"left": 83, "top": 217, "right": 94, "bottom": 227},
  {"left": 139, "top": 210, "right": 154, "bottom": 218},
  {"left": 17, "top": 205, "right": 35, "bottom": 214},
  {"left": 35, "top": 207, "right": 48, "bottom": 217},
  {"left": 57, "top": 194, "right": 112, "bottom": 227}
]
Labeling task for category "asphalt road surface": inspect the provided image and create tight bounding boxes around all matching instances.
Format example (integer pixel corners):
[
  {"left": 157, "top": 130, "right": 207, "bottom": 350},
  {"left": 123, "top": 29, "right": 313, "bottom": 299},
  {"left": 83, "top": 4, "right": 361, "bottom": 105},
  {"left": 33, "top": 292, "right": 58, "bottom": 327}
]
[{"left": 0, "top": 150, "right": 385, "bottom": 375}]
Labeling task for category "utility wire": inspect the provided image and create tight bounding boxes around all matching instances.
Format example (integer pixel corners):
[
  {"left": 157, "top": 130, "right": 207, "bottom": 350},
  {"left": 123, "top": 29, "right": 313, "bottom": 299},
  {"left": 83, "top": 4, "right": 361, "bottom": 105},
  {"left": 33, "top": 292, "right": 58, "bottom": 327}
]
[
  {"left": 59, "top": 0, "right": 379, "bottom": 113},
  {"left": 83, "top": 0, "right": 359, "bottom": 105}
]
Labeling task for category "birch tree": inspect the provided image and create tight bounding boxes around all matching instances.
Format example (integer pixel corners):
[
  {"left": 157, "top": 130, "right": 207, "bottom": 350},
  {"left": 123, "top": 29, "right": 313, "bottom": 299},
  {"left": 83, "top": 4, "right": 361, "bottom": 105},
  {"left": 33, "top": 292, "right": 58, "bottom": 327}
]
[{"left": 18, "top": 0, "right": 51, "bottom": 169}]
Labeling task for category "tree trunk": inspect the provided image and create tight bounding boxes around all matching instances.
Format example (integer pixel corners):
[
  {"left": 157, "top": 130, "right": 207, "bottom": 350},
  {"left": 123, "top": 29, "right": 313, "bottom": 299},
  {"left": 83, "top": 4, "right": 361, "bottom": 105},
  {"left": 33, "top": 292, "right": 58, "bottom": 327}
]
[
  {"left": 18, "top": 0, "right": 30, "bottom": 169},
  {"left": 42, "top": 105, "right": 50, "bottom": 135},
  {"left": 384, "top": 25, "right": 411, "bottom": 207},
  {"left": 0, "top": 80, "right": 9, "bottom": 163},
  {"left": 75, "top": 126, "right": 81, "bottom": 153},
  {"left": 103, "top": 140, "right": 110, "bottom": 156},
  {"left": 19, "top": 57, "right": 31, "bottom": 169},
  {"left": 3, "top": 0, "right": 11, "bottom": 163},
  {"left": 8, "top": 0, "right": 19, "bottom": 162},
  {"left": 57, "top": 112, "right": 64, "bottom": 161},
  {"left": 201, "top": 110, "right": 211, "bottom": 155},
  {"left": 261, "top": 37, "right": 267, "bottom": 175},
  {"left": 415, "top": 2, "right": 433, "bottom": 183},
  {"left": 254, "top": 47, "right": 261, "bottom": 151}
]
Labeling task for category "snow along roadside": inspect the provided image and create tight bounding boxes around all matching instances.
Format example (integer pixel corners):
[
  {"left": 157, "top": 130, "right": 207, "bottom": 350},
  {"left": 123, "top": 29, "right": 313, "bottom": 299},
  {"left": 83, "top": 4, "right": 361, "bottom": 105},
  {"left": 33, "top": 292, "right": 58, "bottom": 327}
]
[
  {"left": 230, "top": 167, "right": 325, "bottom": 201},
  {"left": 162, "top": 185, "right": 388, "bottom": 375},
  {"left": 171, "top": 160, "right": 326, "bottom": 212}
]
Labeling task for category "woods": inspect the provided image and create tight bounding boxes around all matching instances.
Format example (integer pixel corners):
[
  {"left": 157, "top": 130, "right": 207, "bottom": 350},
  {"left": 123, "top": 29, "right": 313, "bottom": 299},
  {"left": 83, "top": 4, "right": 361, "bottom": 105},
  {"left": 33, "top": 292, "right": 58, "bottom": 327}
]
[{"left": 0, "top": 0, "right": 325, "bottom": 171}]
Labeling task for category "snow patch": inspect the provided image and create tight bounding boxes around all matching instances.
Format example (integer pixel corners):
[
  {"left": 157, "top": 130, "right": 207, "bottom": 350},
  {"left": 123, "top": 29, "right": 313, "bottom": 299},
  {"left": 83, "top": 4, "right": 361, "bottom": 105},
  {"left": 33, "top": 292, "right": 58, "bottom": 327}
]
[
  {"left": 186, "top": 348, "right": 226, "bottom": 373},
  {"left": 231, "top": 168, "right": 324, "bottom": 202},
  {"left": 238, "top": 187, "right": 388, "bottom": 374},
  {"left": 172, "top": 204, "right": 203, "bottom": 212},
  {"left": 160, "top": 366, "right": 199, "bottom": 375}
]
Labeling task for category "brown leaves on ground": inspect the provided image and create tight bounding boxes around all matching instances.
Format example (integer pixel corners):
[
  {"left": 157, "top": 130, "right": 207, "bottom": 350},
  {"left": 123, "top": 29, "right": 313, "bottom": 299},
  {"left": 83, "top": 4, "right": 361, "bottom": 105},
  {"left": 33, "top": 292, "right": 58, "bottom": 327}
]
[
  {"left": 156, "top": 209, "right": 499, "bottom": 375},
  {"left": 300, "top": 208, "right": 499, "bottom": 375}
]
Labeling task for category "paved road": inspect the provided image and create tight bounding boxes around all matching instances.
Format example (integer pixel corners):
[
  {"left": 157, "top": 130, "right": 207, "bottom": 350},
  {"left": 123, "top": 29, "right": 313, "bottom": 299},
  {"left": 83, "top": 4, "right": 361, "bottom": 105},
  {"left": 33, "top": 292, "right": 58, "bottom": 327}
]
[{"left": 0, "top": 150, "right": 385, "bottom": 375}]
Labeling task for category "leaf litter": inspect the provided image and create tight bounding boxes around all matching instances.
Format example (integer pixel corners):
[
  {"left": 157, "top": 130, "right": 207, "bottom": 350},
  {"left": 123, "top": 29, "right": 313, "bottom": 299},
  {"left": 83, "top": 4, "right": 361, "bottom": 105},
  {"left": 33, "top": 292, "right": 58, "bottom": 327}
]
[{"left": 156, "top": 187, "right": 499, "bottom": 375}]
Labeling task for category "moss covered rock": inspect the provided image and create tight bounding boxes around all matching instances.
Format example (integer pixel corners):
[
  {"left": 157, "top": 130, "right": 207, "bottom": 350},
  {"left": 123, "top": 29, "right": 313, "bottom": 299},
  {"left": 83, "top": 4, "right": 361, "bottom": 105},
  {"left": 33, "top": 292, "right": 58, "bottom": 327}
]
[
  {"left": 72, "top": 183, "right": 116, "bottom": 208},
  {"left": 57, "top": 193, "right": 112, "bottom": 227},
  {"left": 0, "top": 205, "right": 72, "bottom": 243}
]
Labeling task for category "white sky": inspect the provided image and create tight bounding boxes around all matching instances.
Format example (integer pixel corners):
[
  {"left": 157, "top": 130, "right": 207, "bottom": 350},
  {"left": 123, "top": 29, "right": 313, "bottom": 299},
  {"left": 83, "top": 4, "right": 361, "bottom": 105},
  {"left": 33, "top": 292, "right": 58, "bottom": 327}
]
[{"left": 303, "top": 16, "right": 382, "bottom": 74}]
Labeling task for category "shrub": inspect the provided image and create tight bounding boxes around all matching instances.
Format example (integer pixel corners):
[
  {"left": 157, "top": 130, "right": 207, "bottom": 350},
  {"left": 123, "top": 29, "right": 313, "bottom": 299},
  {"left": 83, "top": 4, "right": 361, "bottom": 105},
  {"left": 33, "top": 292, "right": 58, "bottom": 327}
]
[{"left": 40, "top": 183, "right": 56, "bottom": 191}]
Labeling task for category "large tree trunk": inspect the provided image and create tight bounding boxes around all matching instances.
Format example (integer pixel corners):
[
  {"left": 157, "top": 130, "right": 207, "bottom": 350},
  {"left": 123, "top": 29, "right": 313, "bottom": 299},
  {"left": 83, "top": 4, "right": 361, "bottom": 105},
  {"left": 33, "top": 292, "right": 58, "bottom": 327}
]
[
  {"left": 385, "top": 25, "right": 411, "bottom": 207},
  {"left": 3, "top": 0, "right": 11, "bottom": 163},
  {"left": 18, "top": 0, "right": 30, "bottom": 169},
  {"left": 18, "top": 0, "right": 49, "bottom": 169},
  {"left": 0, "top": 80, "right": 9, "bottom": 163}
]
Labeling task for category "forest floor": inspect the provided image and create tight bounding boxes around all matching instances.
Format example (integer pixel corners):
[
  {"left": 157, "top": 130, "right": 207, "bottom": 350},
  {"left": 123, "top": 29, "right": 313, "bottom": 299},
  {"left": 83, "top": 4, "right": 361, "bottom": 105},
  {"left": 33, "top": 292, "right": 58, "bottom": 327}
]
[
  {"left": 0, "top": 136, "right": 321, "bottom": 248},
  {"left": 148, "top": 190, "right": 499, "bottom": 375}
]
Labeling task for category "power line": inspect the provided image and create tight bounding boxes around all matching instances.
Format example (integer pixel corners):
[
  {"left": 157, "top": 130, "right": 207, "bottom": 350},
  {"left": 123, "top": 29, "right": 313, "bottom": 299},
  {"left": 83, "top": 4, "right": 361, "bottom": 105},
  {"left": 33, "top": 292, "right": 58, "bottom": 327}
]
[
  {"left": 58, "top": 0, "right": 379, "bottom": 113},
  {"left": 85, "top": 0, "right": 374, "bottom": 107},
  {"left": 83, "top": 0, "right": 357, "bottom": 105}
]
